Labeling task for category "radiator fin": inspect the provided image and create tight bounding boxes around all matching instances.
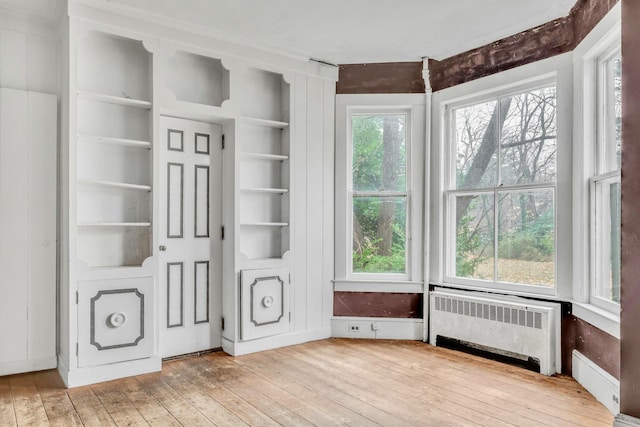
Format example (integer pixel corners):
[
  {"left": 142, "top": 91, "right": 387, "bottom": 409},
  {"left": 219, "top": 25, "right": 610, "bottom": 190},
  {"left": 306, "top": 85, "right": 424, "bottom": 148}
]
[{"left": 434, "top": 296, "right": 543, "bottom": 330}]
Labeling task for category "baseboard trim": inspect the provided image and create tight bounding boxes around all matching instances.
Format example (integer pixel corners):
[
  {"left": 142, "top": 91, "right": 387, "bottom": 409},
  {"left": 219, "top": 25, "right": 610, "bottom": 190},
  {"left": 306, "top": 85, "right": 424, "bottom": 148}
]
[
  {"left": 615, "top": 414, "right": 640, "bottom": 426},
  {"left": 222, "top": 327, "right": 332, "bottom": 356},
  {"left": 0, "top": 356, "right": 56, "bottom": 376},
  {"left": 60, "top": 357, "right": 162, "bottom": 388},
  {"left": 572, "top": 350, "right": 620, "bottom": 415},
  {"left": 331, "top": 317, "right": 424, "bottom": 340}
]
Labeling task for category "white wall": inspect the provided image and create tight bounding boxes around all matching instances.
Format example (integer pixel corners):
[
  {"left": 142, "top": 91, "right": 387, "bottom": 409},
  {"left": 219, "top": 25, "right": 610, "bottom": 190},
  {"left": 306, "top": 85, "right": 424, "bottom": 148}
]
[{"left": 0, "top": 9, "right": 58, "bottom": 94}]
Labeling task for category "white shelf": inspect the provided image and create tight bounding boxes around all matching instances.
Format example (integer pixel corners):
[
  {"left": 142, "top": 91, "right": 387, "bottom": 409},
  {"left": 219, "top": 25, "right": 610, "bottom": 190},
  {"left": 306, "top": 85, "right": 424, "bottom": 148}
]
[
  {"left": 78, "top": 135, "right": 152, "bottom": 149},
  {"left": 78, "top": 179, "right": 152, "bottom": 192},
  {"left": 240, "top": 187, "right": 288, "bottom": 194},
  {"left": 77, "top": 91, "right": 152, "bottom": 109},
  {"left": 240, "top": 222, "right": 289, "bottom": 227},
  {"left": 239, "top": 116, "right": 289, "bottom": 129},
  {"left": 240, "top": 152, "right": 288, "bottom": 161},
  {"left": 78, "top": 222, "right": 151, "bottom": 227}
]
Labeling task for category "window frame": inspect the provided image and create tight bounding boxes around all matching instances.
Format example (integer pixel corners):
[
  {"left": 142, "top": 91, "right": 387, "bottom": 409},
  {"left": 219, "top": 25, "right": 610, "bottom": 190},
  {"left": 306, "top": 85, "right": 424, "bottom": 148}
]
[
  {"left": 589, "top": 42, "right": 622, "bottom": 313},
  {"left": 442, "top": 76, "right": 560, "bottom": 296},
  {"left": 335, "top": 94, "right": 425, "bottom": 290},
  {"left": 571, "top": 2, "right": 620, "bottom": 334}
]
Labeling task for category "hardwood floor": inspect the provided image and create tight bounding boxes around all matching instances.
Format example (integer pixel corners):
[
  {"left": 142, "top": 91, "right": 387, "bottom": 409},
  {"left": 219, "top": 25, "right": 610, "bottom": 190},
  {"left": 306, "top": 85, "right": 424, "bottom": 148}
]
[{"left": 0, "top": 339, "right": 613, "bottom": 426}]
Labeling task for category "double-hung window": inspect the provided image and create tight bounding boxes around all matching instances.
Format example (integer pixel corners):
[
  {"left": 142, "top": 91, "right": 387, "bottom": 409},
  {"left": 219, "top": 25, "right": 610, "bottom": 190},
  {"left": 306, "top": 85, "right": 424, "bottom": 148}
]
[
  {"left": 591, "top": 44, "right": 622, "bottom": 312},
  {"left": 445, "top": 80, "right": 558, "bottom": 292},
  {"left": 335, "top": 94, "right": 424, "bottom": 286}
]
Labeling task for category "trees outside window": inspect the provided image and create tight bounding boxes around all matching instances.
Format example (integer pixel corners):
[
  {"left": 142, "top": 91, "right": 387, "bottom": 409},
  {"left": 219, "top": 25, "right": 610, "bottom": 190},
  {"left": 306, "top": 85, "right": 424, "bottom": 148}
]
[
  {"left": 447, "top": 84, "right": 557, "bottom": 288},
  {"left": 351, "top": 114, "right": 408, "bottom": 274}
]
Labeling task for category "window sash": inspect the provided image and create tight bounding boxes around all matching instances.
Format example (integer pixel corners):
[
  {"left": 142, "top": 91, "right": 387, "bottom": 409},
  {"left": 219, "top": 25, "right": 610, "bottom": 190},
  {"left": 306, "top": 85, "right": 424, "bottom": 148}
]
[
  {"left": 590, "top": 172, "right": 621, "bottom": 312},
  {"left": 445, "top": 185, "right": 556, "bottom": 288}
]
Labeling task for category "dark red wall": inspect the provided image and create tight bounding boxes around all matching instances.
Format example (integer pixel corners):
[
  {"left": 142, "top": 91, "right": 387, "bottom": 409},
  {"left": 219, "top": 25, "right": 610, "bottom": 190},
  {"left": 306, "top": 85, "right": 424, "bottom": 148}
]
[
  {"left": 336, "top": 62, "right": 425, "bottom": 94},
  {"left": 429, "top": 0, "right": 619, "bottom": 91},
  {"left": 620, "top": 0, "right": 640, "bottom": 417},
  {"left": 562, "top": 313, "right": 620, "bottom": 379},
  {"left": 334, "top": 292, "right": 423, "bottom": 318}
]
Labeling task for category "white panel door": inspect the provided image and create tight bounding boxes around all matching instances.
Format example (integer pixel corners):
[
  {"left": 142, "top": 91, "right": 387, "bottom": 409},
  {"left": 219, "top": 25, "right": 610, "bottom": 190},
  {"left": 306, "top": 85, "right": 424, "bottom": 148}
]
[{"left": 159, "top": 117, "right": 223, "bottom": 357}]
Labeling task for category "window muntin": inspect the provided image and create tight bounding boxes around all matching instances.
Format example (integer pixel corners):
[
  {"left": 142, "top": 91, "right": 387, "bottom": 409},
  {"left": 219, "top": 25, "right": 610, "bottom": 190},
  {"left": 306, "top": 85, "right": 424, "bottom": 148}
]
[
  {"left": 350, "top": 113, "right": 409, "bottom": 276},
  {"left": 447, "top": 84, "right": 557, "bottom": 289},
  {"left": 591, "top": 45, "right": 622, "bottom": 310}
]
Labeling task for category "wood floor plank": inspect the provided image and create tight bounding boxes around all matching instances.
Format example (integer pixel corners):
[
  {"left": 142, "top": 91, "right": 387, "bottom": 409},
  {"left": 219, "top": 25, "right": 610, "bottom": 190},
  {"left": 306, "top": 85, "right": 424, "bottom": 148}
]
[
  {"left": 283, "top": 343, "right": 485, "bottom": 426},
  {"left": 0, "top": 339, "right": 613, "bottom": 427},
  {"left": 167, "top": 357, "right": 280, "bottom": 427},
  {"left": 301, "top": 340, "right": 517, "bottom": 427},
  {"left": 9, "top": 374, "right": 50, "bottom": 426},
  {"left": 135, "top": 370, "right": 215, "bottom": 426},
  {"left": 91, "top": 382, "right": 148, "bottom": 427},
  {"left": 0, "top": 376, "right": 17, "bottom": 427},
  {"left": 118, "top": 377, "right": 181, "bottom": 426},
  {"left": 66, "top": 386, "right": 115, "bottom": 426},
  {"left": 160, "top": 361, "right": 248, "bottom": 427},
  {"left": 232, "top": 353, "right": 381, "bottom": 427}
]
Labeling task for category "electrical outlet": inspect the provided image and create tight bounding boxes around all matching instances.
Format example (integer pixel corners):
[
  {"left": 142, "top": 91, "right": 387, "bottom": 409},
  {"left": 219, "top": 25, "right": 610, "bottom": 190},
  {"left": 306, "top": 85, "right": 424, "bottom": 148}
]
[{"left": 348, "top": 324, "right": 360, "bottom": 332}]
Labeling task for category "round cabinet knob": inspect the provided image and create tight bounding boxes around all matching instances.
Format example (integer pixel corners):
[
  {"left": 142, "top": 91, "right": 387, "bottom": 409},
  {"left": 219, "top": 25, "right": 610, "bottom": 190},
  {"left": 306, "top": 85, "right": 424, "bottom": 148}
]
[
  {"left": 262, "top": 295, "right": 274, "bottom": 308},
  {"left": 108, "top": 312, "right": 127, "bottom": 328},
  {"left": 159, "top": 245, "right": 167, "bottom": 251}
]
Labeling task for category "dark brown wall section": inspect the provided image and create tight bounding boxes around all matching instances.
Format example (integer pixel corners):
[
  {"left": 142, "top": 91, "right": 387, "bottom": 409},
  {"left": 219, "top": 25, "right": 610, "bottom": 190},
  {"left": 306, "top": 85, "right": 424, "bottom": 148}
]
[
  {"left": 620, "top": 0, "right": 640, "bottom": 417},
  {"left": 336, "top": 62, "right": 425, "bottom": 94},
  {"left": 429, "top": 0, "right": 619, "bottom": 92},
  {"left": 562, "top": 313, "right": 620, "bottom": 379},
  {"left": 334, "top": 292, "right": 423, "bottom": 318}
]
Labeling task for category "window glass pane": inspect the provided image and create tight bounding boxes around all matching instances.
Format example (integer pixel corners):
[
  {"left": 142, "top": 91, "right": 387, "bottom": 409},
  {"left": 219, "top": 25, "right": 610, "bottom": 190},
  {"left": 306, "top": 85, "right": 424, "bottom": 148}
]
[
  {"left": 352, "top": 196, "right": 406, "bottom": 274},
  {"left": 595, "top": 179, "right": 621, "bottom": 303},
  {"left": 497, "top": 190, "right": 555, "bottom": 287},
  {"left": 606, "top": 54, "right": 623, "bottom": 172},
  {"left": 500, "top": 86, "right": 557, "bottom": 185},
  {"left": 352, "top": 114, "right": 406, "bottom": 192},
  {"left": 453, "top": 100, "right": 498, "bottom": 189},
  {"left": 454, "top": 194, "right": 494, "bottom": 280}
]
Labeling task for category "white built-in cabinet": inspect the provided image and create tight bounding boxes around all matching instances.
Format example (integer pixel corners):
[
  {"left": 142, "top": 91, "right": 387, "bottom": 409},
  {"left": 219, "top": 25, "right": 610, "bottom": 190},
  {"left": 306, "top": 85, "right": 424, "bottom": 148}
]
[{"left": 59, "top": 5, "right": 336, "bottom": 387}]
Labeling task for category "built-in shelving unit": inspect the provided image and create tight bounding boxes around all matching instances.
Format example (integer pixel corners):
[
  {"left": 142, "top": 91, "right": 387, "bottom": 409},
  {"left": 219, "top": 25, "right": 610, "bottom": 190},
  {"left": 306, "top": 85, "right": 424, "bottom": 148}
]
[
  {"left": 167, "top": 50, "right": 229, "bottom": 107},
  {"left": 76, "top": 31, "right": 153, "bottom": 268},
  {"left": 237, "top": 68, "right": 291, "bottom": 261}
]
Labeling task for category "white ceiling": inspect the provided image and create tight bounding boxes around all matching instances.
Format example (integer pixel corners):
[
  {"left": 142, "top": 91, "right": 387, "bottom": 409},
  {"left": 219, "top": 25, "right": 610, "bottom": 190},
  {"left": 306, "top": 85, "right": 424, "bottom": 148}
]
[{"left": 0, "top": 0, "right": 577, "bottom": 63}]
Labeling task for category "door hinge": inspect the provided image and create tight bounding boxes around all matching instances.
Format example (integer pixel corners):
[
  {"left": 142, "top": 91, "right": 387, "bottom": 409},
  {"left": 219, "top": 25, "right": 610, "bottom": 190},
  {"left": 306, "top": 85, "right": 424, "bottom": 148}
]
[
  {"left": 289, "top": 312, "right": 291, "bottom": 322},
  {"left": 220, "top": 316, "right": 225, "bottom": 331},
  {"left": 76, "top": 342, "right": 79, "bottom": 356},
  {"left": 289, "top": 274, "right": 291, "bottom": 284},
  {"left": 75, "top": 291, "right": 79, "bottom": 304},
  {"left": 221, "top": 134, "right": 225, "bottom": 149},
  {"left": 221, "top": 225, "right": 225, "bottom": 240}
]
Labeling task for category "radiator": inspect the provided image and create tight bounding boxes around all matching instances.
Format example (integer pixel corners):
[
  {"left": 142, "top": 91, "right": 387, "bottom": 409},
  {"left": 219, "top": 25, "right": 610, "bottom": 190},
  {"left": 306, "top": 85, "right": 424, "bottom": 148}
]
[{"left": 429, "top": 288, "right": 561, "bottom": 375}]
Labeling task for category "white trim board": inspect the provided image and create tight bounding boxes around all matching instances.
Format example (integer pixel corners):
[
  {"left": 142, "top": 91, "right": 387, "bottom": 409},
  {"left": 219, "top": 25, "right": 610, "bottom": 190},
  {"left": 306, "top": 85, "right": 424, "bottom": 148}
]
[
  {"left": 59, "top": 356, "right": 162, "bottom": 388},
  {"left": 615, "top": 414, "right": 640, "bottom": 427},
  {"left": 572, "top": 350, "right": 619, "bottom": 415},
  {"left": 0, "top": 357, "right": 56, "bottom": 377},
  {"left": 331, "top": 317, "right": 423, "bottom": 340},
  {"left": 222, "top": 327, "right": 331, "bottom": 357}
]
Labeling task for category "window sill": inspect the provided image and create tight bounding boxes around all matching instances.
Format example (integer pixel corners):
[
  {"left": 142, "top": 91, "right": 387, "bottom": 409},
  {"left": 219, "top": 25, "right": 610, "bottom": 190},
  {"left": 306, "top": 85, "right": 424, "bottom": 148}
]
[
  {"left": 333, "top": 279, "right": 424, "bottom": 293},
  {"left": 572, "top": 302, "right": 620, "bottom": 339}
]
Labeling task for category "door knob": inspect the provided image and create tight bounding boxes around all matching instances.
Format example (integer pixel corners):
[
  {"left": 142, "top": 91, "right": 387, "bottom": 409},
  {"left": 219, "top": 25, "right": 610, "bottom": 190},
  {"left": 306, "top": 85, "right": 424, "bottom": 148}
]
[{"left": 159, "top": 245, "right": 166, "bottom": 251}]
